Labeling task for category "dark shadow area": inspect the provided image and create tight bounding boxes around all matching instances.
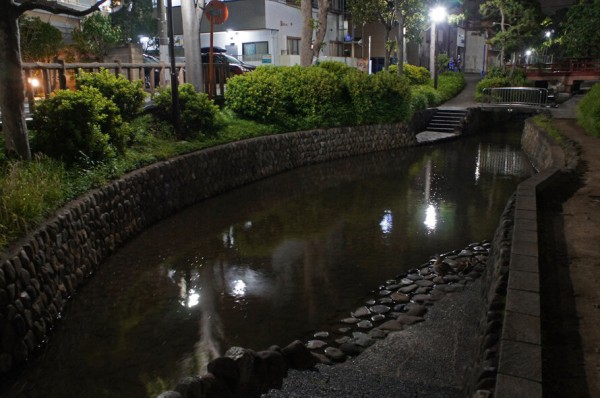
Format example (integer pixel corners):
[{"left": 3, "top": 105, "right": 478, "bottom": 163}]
[{"left": 539, "top": 169, "right": 589, "bottom": 397}]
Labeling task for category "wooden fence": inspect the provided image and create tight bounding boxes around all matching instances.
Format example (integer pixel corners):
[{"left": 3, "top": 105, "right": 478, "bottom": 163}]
[{"left": 21, "top": 61, "right": 229, "bottom": 110}]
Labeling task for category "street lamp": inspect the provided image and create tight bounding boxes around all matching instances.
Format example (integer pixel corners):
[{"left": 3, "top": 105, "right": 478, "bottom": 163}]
[
  {"left": 525, "top": 49, "right": 532, "bottom": 65},
  {"left": 429, "top": 5, "right": 447, "bottom": 89}
]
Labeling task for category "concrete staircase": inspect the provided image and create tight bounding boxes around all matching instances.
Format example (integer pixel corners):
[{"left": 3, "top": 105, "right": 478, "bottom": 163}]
[
  {"left": 416, "top": 108, "right": 468, "bottom": 144},
  {"left": 425, "top": 109, "right": 468, "bottom": 133}
]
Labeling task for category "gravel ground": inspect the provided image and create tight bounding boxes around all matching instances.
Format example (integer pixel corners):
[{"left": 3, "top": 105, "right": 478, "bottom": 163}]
[{"left": 264, "top": 278, "right": 482, "bottom": 398}]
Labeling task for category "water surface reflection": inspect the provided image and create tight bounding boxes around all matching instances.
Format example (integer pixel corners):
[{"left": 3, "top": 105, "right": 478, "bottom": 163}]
[{"left": 2, "top": 122, "right": 533, "bottom": 398}]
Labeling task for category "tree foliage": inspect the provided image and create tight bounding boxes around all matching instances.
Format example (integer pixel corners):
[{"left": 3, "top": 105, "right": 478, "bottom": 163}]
[
  {"left": 18, "top": 16, "right": 63, "bottom": 62},
  {"left": 72, "top": 12, "right": 121, "bottom": 61},
  {"left": 560, "top": 0, "right": 600, "bottom": 58},
  {"left": 347, "top": 0, "right": 426, "bottom": 74},
  {"left": 480, "top": 0, "right": 543, "bottom": 68},
  {"left": 110, "top": 0, "right": 157, "bottom": 43}
]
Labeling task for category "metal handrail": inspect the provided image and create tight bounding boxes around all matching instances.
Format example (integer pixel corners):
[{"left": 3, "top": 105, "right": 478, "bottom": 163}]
[{"left": 480, "top": 87, "right": 550, "bottom": 107}]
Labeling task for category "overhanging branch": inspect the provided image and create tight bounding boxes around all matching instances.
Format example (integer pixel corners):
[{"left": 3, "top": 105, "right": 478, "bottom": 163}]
[{"left": 15, "top": 0, "right": 109, "bottom": 17}]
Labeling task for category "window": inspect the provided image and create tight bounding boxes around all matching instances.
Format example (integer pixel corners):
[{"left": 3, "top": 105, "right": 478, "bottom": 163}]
[
  {"left": 242, "top": 41, "right": 269, "bottom": 62},
  {"left": 287, "top": 37, "right": 300, "bottom": 55}
]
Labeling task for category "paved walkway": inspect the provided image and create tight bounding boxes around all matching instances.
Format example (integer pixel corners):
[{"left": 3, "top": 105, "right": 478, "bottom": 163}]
[{"left": 543, "top": 97, "right": 600, "bottom": 397}]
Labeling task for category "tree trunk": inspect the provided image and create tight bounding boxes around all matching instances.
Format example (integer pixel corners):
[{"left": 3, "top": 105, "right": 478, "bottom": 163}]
[
  {"left": 311, "top": 0, "right": 330, "bottom": 62},
  {"left": 300, "top": 0, "right": 313, "bottom": 66},
  {"left": 394, "top": 8, "right": 405, "bottom": 76},
  {"left": 0, "top": 3, "right": 31, "bottom": 160},
  {"left": 499, "top": 7, "right": 506, "bottom": 73},
  {"left": 181, "top": 0, "right": 203, "bottom": 90},
  {"left": 383, "top": 27, "right": 391, "bottom": 70}
]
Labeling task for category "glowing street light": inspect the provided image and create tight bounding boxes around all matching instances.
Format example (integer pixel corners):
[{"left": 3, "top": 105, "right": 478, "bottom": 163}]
[
  {"left": 525, "top": 49, "right": 533, "bottom": 64},
  {"left": 429, "top": 5, "right": 447, "bottom": 89}
]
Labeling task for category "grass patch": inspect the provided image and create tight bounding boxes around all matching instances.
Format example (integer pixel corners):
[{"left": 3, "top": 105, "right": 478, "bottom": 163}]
[
  {"left": 0, "top": 155, "right": 66, "bottom": 248},
  {"left": 532, "top": 114, "right": 563, "bottom": 143}
]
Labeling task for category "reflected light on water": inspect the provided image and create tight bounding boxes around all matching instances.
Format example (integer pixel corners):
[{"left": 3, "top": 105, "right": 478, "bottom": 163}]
[
  {"left": 476, "top": 144, "right": 531, "bottom": 178},
  {"left": 424, "top": 204, "right": 437, "bottom": 232},
  {"left": 223, "top": 226, "right": 235, "bottom": 248},
  {"left": 187, "top": 289, "right": 200, "bottom": 307},
  {"left": 178, "top": 275, "right": 202, "bottom": 308},
  {"left": 231, "top": 279, "right": 247, "bottom": 297},
  {"left": 379, "top": 210, "right": 393, "bottom": 234}
]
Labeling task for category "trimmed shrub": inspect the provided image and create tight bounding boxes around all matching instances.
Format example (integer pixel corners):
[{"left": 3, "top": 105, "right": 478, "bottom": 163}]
[
  {"left": 225, "top": 67, "right": 288, "bottom": 124},
  {"left": 344, "top": 70, "right": 411, "bottom": 125},
  {"left": 76, "top": 68, "right": 145, "bottom": 121},
  {"left": 153, "top": 83, "right": 219, "bottom": 139},
  {"left": 226, "top": 66, "right": 348, "bottom": 129},
  {"left": 389, "top": 64, "right": 431, "bottom": 85},
  {"left": 280, "top": 65, "right": 345, "bottom": 129},
  {"left": 227, "top": 65, "right": 411, "bottom": 128},
  {"left": 577, "top": 83, "right": 600, "bottom": 137},
  {"left": 410, "top": 85, "right": 441, "bottom": 111},
  {"left": 31, "top": 86, "right": 127, "bottom": 165}
]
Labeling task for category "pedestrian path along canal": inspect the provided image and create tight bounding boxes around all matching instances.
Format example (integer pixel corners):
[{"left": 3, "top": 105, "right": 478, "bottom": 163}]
[{"left": 2, "top": 120, "right": 534, "bottom": 398}]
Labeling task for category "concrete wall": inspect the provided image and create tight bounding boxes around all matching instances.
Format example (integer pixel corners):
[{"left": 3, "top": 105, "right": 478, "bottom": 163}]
[{"left": 0, "top": 123, "right": 417, "bottom": 374}]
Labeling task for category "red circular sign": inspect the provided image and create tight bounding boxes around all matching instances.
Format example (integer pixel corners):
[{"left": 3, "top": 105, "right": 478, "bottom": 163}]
[{"left": 205, "top": 1, "right": 229, "bottom": 25}]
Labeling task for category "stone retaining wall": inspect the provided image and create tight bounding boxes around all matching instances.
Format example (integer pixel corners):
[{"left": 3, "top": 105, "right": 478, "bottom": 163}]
[
  {"left": 0, "top": 122, "right": 417, "bottom": 374},
  {"left": 466, "top": 117, "right": 579, "bottom": 398}
]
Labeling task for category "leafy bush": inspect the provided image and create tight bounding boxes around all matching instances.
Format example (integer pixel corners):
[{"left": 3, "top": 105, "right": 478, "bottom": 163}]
[
  {"left": 436, "top": 72, "right": 466, "bottom": 102},
  {"left": 317, "top": 61, "right": 356, "bottom": 77},
  {"left": 31, "top": 86, "right": 127, "bottom": 164},
  {"left": 476, "top": 68, "right": 531, "bottom": 101},
  {"left": 225, "top": 67, "right": 288, "bottom": 124},
  {"left": 410, "top": 85, "right": 441, "bottom": 111},
  {"left": 577, "top": 83, "right": 600, "bottom": 137},
  {"left": 226, "top": 66, "right": 348, "bottom": 129},
  {"left": 280, "top": 66, "right": 345, "bottom": 129},
  {"left": 0, "top": 155, "right": 65, "bottom": 249},
  {"left": 344, "top": 70, "right": 411, "bottom": 125},
  {"left": 76, "top": 68, "right": 145, "bottom": 121},
  {"left": 475, "top": 76, "right": 512, "bottom": 101},
  {"left": 154, "top": 83, "right": 219, "bottom": 139},
  {"left": 389, "top": 64, "right": 431, "bottom": 85}
]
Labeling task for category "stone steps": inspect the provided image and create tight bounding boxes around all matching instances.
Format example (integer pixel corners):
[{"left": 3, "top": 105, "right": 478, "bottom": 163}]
[{"left": 424, "top": 109, "right": 467, "bottom": 133}]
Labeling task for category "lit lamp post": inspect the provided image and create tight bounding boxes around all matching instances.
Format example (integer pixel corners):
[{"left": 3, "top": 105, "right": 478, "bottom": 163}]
[{"left": 429, "top": 5, "right": 447, "bottom": 89}]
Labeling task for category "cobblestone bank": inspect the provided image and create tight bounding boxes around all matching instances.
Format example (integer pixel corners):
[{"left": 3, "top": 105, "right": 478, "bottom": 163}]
[{"left": 0, "top": 123, "right": 417, "bottom": 374}]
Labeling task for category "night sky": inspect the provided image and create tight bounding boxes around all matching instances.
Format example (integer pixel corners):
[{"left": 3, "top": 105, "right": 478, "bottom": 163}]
[{"left": 540, "top": 0, "right": 577, "bottom": 15}]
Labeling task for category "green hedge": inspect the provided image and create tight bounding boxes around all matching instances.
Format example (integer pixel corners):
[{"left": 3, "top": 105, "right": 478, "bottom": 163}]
[
  {"left": 225, "top": 63, "right": 412, "bottom": 128},
  {"left": 577, "top": 83, "right": 600, "bottom": 137}
]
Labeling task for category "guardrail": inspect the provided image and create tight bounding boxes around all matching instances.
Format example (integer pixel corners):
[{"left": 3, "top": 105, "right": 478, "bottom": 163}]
[{"left": 480, "top": 87, "right": 550, "bottom": 107}]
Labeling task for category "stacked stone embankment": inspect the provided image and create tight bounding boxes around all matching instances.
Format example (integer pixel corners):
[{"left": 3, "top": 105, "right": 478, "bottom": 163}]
[{"left": 0, "top": 123, "right": 417, "bottom": 374}]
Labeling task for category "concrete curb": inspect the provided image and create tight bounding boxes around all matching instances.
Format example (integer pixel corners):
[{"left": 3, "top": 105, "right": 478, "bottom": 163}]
[{"left": 495, "top": 119, "right": 569, "bottom": 397}]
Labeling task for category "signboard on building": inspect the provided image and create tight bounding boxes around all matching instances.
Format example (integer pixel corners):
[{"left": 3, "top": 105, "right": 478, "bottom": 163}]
[
  {"left": 262, "top": 54, "right": 273, "bottom": 64},
  {"left": 357, "top": 58, "right": 369, "bottom": 72}
]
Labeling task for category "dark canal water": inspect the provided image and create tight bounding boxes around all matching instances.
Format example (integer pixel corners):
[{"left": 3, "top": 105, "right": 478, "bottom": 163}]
[{"left": 2, "top": 121, "right": 534, "bottom": 398}]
